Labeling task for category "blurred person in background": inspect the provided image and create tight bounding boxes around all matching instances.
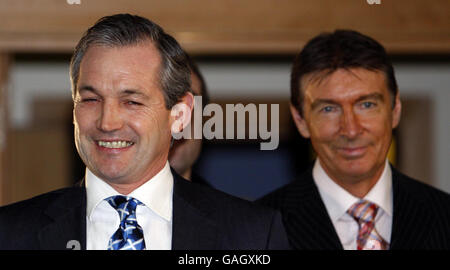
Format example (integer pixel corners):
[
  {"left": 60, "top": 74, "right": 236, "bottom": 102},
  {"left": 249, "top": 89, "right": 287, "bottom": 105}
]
[{"left": 169, "top": 55, "right": 210, "bottom": 186}]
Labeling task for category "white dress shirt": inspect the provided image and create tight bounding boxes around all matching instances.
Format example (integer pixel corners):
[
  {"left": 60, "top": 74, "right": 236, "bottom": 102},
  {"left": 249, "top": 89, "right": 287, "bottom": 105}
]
[
  {"left": 313, "top": 159, "right": 393, "bottom": 250},
  {"left": 86, "top": 161, "right": 173, "bottom": 250}
]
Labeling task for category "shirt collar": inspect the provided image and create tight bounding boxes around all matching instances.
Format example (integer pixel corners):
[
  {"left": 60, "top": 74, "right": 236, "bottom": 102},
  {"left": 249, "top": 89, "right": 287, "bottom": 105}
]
[
  {"left": 85, "top": 161, "right": 173, "bottom": 222},
  {"left": 313, "top": 158, "right": 393, "bottom": 223},
  {"left": 364, "top": 160, "right": 393, "bottom": 216}
]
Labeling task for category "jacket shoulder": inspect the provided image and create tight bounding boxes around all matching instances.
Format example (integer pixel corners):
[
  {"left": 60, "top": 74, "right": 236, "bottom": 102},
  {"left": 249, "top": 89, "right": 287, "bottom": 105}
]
[
  {"left": 0, "top": 187, "right": 82, "bottom": 230},
  {"left": 0, "top": 187, "right": 81, "bottom": 250},
  {"left": 0, "top": 188, "right": 74, "bottom": 213},
  {"left": 392, "top": 168, "right": 450, "bottom": 247},
  {"left": 174, "top": 176, "right": 290, "bottom": 249},
  {"left": 176, "top": 177, "right": 277, "bottom": 219},
  {"left": 256, "top": 168, "right": 314, "bottom": 211},
  {"left": 393, "top": 169, "right": 450, "bottom": 208}
]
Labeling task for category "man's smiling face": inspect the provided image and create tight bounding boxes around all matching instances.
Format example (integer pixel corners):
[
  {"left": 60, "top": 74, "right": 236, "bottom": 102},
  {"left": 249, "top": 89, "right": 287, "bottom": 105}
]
[
  {"left": 73, "top": 42, "right": 175, "bottom": 187},
  {"left": 292, "top": 68, "right": 401, "bottom": 190}
]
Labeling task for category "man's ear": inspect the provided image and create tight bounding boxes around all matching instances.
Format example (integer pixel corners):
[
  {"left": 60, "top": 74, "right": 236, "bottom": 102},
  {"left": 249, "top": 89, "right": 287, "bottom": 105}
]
[
  {"left": 289, "top": 103, "right": 311, "bottom": 138},
  {"left": 170, "top": 91, "right": 194, "bottom": 133},
  {"left": 392, "top": 93, "right": 402, "bottom": 129}
]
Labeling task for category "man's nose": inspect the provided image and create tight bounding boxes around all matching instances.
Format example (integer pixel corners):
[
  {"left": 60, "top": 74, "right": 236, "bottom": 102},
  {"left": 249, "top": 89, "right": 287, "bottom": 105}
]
[
  {"left": 97, "top": 101, "right": 123, "bottom": 132},
  {"left": 340, "top": 108, "right": 362, "bottom": 139}
]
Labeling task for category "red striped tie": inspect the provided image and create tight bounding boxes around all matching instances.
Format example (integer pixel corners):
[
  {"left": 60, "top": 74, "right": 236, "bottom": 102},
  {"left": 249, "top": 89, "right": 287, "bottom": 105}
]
[{"left": 347, "top": 200, "right": 389, "bottom": 250}]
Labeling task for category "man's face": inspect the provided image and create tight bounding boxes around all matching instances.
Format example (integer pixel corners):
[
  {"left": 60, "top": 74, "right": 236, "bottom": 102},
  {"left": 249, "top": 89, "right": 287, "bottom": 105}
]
[
  {"left": 73, "top": 43, "right": 176, "bottom": 185},
  {"left": 291, "top": 68, "right": 401, "bottom": 187},
  {"left": 168, "top": 72, "right": 203, "bottom": 178}
]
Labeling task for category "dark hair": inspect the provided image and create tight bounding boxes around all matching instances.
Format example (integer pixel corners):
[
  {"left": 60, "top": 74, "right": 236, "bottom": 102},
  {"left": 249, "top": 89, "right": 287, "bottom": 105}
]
[
  {"left": 186, "top": 54, "right": 210, "bottom": 108},
  {"left": 70, "top": 13, "right": 190, "bottom": 109},
  {"left": 291, "top": 29, "right": 398, "bottom": 116}
]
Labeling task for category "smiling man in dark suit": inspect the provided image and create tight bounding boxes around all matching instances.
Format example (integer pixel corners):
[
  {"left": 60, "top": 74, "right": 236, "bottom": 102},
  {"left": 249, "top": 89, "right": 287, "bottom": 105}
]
[
  {"left": 258, "top": 30, "right": 450, "bottom": 250},
  {"left": 0, "top": 14, "right": 289, "bottom": 250}
]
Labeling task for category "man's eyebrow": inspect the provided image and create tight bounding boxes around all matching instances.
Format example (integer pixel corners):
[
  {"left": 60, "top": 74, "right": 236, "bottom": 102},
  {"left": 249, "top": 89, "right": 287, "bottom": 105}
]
[
  {"left": 355, "top": 93, "right": 384, "bottom": 102},
  {"left": 121, "top": 89, "right": 149, "bottom": 99},
  {"left": 77, "top": 86, "right": 149, "bottom": 99},
  {"left": 310, "top": 99, "right": 339, "bottom": 111},
  {"left": 78, "top": 85, "right": 98, "bottom": 94}
]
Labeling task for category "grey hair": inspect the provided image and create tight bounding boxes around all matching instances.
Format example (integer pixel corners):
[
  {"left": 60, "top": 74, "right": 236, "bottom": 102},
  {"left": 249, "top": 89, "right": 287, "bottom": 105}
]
[{"left": 70, "top": 13, "right": 191, "bottom": 109}]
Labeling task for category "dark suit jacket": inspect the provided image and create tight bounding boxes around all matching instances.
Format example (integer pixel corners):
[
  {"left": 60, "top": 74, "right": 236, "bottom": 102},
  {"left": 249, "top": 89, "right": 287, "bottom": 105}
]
[
  {"left": 190, "top": 171, "right": 213, "bottom": 187},
  {"left": 0, "top": 171, "right": 290, "bottom": 250},
  {"left": 257, "top": 165, "right": 450, "bottom": 250}
]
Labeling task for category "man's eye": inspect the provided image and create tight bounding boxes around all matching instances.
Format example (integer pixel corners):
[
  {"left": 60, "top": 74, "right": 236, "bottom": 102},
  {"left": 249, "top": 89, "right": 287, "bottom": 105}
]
[
  {"left": 81, "top": 98, "right": 98, "bottom": 103},
  {"left": 126, "top": 101, "right": 142, "bottom": 106},
  {"left": 361, "top": 101, "right": 376, "bottom": 108},
  {"left": 321, "top": 106, "right": 335, "bottom": 113}
]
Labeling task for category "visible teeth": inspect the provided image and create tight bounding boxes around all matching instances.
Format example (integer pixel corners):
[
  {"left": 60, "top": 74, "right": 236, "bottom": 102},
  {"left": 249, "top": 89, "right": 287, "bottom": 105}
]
[{"left": 98, "top": 140, "right": 133, "bottom": 149}]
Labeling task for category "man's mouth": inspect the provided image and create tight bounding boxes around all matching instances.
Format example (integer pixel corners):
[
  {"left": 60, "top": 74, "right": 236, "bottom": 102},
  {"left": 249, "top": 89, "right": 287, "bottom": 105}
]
[
  {"left": 96, "top": 140, "right": 134, "bottom": 149},
  {"left": 337, "top": 146, "right": 367, "bottom": 158}
]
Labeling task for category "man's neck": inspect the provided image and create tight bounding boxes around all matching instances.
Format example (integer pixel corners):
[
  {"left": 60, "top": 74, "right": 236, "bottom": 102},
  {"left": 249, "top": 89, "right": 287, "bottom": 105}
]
[
  {"left": 105, "top": 162, "right": 168, "bottom": 195},
  {"left": 321, "top": 161, "right": 386, "bottom": 198}
]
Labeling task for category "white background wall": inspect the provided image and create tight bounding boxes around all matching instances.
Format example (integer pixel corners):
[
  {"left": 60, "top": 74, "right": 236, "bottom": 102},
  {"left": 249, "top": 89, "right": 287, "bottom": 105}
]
[{"left": 8, "top": 61, "right": 450, "bottom": 193}]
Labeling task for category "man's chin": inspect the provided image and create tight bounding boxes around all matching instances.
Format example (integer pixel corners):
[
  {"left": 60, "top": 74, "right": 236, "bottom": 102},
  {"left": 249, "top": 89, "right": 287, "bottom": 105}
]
[
  {"left": 337, "top": 162, "right": 379, "bottom": 181},
  {"left": 330, "top": 156, "right": 370, "bottom": 173},
  {"left": 93, "top": 168, "right": 130, "bottom": 184}
]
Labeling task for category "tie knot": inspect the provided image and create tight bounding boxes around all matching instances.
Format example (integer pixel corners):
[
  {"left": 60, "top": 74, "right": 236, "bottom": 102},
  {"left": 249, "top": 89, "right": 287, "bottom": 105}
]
[
  {"left": 105, "top": 195, "right": 143, "bottom": 221},
  {"left": 347, "top": 200, "right": 379, "bottom": 224}
]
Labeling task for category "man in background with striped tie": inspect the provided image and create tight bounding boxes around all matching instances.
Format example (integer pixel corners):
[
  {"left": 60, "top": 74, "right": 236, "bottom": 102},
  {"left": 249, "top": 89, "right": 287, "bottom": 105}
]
[{"left": 258, "top": 30, "right": 450, "bottom": 250}]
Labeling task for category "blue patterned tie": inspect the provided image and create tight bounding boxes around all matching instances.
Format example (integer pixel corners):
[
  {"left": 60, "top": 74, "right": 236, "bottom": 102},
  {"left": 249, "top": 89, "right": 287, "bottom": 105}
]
[{"left": 106, "top": 196, "right": 146, "bottom": 250}]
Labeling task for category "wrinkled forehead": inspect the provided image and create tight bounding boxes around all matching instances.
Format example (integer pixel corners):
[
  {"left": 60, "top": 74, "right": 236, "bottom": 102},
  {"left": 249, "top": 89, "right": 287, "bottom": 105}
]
[
  {"left": 77, "top": 43, "right": 162, "bottom": 92},
  {"left": 81, "top": 42, "right": 160, "bottom": 69},
  {"left": 300, "top": 68, "right": 388, "bottom": 96}
]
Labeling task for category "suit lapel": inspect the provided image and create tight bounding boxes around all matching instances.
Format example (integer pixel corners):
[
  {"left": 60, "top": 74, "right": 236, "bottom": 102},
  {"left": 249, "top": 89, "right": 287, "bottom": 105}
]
[
  {"left": 171, "top": 172, "right": 218, "bottom": 250},
  {"left": 36, "top": 173, "right": 219, "bottom": 250},
  {"left": 38, "top": 186, "right": 86, "bottom": 250},
  {"left": 286, "top": 169, "right": 343, "bottom": 250},
  {"left": 286, "top": 165, "right": 436, "bottom": 249},
  {"left": 390, "top": 168, "right": 433, "bottom": 249}
]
